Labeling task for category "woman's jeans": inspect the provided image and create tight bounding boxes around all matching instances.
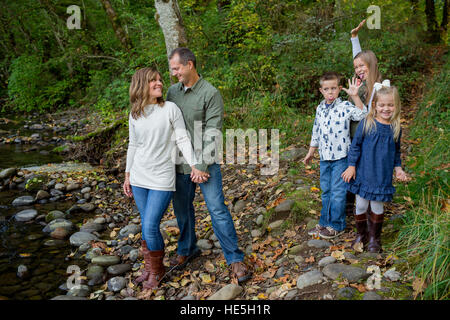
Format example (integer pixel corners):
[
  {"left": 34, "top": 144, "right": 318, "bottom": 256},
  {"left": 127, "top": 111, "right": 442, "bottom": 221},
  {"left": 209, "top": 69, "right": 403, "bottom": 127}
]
[
  {"left": 172, "top": 163, "right": 244, "bottom": 265},
  {"left": 131, "top": 185, "right": 173, "bottom": 251},
  {"left": 319, "top": 157, "right": 348, "bottom": 232}
]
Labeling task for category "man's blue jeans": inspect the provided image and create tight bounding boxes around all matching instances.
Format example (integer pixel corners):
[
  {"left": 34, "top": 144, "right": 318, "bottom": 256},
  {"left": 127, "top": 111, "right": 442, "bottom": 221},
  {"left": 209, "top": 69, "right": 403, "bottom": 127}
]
[
  {"left": 172, "top": 163, "right": 244, "bottom": 265},
  {"left": 131, "top": 185, "right": 173, "bottom": 251},
  {"left": 318, "top": 157, "right": 348, "bottom": 232}
]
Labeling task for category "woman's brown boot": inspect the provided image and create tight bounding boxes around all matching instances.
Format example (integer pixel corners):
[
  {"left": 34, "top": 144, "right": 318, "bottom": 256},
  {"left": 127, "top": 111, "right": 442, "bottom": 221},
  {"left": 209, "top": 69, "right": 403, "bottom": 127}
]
[
  {"left": 367, "top": 211, "right": 384, "bottom": 253},
  {"left": 134, "top": 240, "right": 150, "bottom": 284},
  {"left": 143, "top": 250, "right": 165, "bottom": 290},
  {"left": 353, "top": 212, "right": 368, "bottom": 246}
]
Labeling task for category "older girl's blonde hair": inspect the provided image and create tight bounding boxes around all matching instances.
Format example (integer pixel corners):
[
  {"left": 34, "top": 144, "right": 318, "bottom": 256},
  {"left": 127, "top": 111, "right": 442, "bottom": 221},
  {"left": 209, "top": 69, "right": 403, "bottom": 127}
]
[
  {"left": 354, "top": 50, "right": 382, "bottom": 104},
  {"left": 129, "top": 67, "right": 164, "bottom": 120},
  {"left": 363, "top": 86, "right": 401, "bottom": 141}
]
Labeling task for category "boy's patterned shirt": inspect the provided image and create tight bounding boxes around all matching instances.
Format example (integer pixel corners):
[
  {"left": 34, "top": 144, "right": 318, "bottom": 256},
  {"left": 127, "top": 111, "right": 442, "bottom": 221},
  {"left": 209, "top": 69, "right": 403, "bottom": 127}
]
[{"left": 310, "top": 97, "right": 367, "bottom": 161}]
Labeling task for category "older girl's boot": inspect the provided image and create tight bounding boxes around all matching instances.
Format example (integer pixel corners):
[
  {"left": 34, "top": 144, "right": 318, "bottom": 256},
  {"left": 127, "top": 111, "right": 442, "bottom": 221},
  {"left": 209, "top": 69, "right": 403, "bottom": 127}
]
[{"left": 367, "top": 211, "right": 384, "bottom": 253}]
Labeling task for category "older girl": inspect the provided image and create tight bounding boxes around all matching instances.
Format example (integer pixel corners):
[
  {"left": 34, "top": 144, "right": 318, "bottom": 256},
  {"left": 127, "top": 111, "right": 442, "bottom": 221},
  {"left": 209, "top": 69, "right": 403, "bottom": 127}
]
[
  {"left": 342, "top": 84, "right": 409, "bottom": 253},
  {"left": 123, "top": 67, "right": 205, "bottom": 290}
]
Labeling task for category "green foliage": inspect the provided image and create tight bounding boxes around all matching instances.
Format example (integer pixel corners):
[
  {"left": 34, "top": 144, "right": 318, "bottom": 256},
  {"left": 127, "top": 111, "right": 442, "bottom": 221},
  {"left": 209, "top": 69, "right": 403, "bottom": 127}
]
[{"left": 393, "top": 54, "right": 450, "bottom": 300}]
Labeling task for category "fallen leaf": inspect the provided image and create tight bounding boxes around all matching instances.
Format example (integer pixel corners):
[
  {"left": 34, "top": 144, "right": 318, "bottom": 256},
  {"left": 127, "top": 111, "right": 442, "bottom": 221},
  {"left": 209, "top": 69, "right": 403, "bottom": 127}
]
[
  {"left": 305, "top": 256, "right": 315, "bottom": 263},
  {"left": 412, "top": 277, "right": 427, "bottom": 298},
  {"left": 200, "top": 273, "right": 212, "bottom": 283},
  {"left": 350, "top": 283, "right": 367, "bottom": 292},
  {"left": 204, "top": 260, "right": 215, "bottom": 273},
  {"left": 353, "top": 242, "right": 364, "bottom": 253},
  {"left": 310, "top": 187, "right": 320, "bottom": 193},
  {"left": 331, "top": 250, "right": 345, "bottom": 261}
]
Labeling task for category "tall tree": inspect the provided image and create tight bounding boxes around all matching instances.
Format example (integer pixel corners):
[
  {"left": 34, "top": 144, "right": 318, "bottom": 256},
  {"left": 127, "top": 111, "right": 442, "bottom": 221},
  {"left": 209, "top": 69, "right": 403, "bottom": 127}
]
[
  {"left": 442, "top": 0, "right": 448, "bottom": 32},
  {"left": 99, "top": 0, "right": 132, "bottom": 50},
  {"left": 154, "top": 0, "right": 188, "bottom": 70}
]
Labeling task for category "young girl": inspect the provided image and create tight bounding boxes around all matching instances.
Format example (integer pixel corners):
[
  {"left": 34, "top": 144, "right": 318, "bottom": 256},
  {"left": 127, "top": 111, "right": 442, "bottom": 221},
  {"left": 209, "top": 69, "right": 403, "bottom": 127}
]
[
  {"left": 345, "top": 19, "right": 383, "bottom": 216},
  {"left": 123, "top": 67, "right": 206, "bottom": 290},
  {"left": 341, "top": 84, "right": 409, "bottom": 253}
]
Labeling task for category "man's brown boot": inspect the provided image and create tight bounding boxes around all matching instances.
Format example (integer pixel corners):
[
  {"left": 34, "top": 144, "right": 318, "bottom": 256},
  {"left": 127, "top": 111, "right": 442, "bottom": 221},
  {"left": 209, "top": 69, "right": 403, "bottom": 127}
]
[
  {"left": 367, "top": 211, "right": 384, "bottom": 253},
  {"left": 231, "top": 261, "right": 251, "bottom": 284},
  {"left": 143, "top": 250, "right": 166, "bottom": 290}
]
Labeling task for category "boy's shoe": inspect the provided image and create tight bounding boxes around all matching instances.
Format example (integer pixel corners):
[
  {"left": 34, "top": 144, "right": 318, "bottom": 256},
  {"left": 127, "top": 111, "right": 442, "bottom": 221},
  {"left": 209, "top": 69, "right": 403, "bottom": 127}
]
[
  {"left": 319, "top": 226, "right": 344, "bottom": 239},
  {"left": 308, "top": 224, "right": 326, "bottom": 236}
]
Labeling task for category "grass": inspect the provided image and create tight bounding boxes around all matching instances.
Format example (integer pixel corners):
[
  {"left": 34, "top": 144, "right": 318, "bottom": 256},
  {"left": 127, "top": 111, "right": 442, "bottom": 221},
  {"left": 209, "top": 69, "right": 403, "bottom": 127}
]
[{"left": 392, "top": 52, "right": 450, "bottom": 300}]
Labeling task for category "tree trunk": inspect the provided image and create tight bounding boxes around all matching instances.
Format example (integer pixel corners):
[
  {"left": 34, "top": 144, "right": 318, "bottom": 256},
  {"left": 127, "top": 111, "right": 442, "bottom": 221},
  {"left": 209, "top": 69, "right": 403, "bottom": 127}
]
[
  {"left": 99, "top": 0, "right": 131, "bottom": 50},
  {"left": 154, "top": 0, "right": 188, "bottom": 71},
  {"left": 425, "top": 0, "right": 440, "bottom": 42},
  {"left": 442, "top": 0, "right": 448, "bottom": 31}
]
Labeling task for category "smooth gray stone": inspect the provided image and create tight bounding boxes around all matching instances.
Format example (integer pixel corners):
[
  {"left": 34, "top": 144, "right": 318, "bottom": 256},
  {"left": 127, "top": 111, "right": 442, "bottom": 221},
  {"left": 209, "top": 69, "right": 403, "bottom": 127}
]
[
  {"left": 107, "top": 277, "right": 126, "bottom": 292},
  {"left": 91, "top": 255, "right": 121, "bottom": 266},
  {"left": 337, "top": 287, "right": 358, "bottom": 299},
  {"left": 80, "top": 222, "right": 104, "bottom": 233},
  {"left": 69, "top": 231, "right": 98, "bottom": 247},
  {"left": 207, "top": 284, "right": 243, "bottom": 300},
  {"left": 307, "top": 239, "right": 332, "bottom": 249},
  {"left": 42, "top": 218, "right": 74, "bottom": 233},
  {"left": 275, "top": 199, "right": 294, "bottom": 213},
  {"left": 363, "top": 291, "right": 383, "bottom": 300},
  {"left": 15, "top": 209, "right": 38, "bottom": 222},
  {"left": 67, "top": 285, "right": 90, "bottom": 297},
  {"left": 107, "top": 264, "right": 131, "bottom": 276},
  {"left": 51, "top": 295, "right": 88, "bottom": 300},
  {"left": 12, "top": 196, "right": 35, "bottom": 207},
  {"left": 0, "top": 168, "right": 16, "bottom": 179},
  {"left": 323, "top": 263, "right": 369, "bottom": 282},
  {"left": 118, "top": 224, "right": 140, "bottom": 239},
  {"left": 296, "top": 269, "right": 324, "bottom": 289}
]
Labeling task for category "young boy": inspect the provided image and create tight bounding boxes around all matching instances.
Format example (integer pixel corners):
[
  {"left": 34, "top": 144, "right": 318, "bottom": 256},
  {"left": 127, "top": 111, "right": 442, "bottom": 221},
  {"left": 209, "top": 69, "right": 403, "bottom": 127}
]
[{"left": 302, "top": 71, "right": 367, "bottom": 239}]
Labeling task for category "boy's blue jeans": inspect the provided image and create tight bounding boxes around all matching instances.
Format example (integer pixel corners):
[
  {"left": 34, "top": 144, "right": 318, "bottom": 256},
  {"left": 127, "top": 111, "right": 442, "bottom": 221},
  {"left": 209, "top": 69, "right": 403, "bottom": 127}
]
[
  {"left": 319, "top": 157, "right": 348, "bottom": 232},
  {"left": 172, "top": 163, "right": 244, "bottom": 265},
  {"left": 131, "top": 185, "right": 173, "bottom": 251}
]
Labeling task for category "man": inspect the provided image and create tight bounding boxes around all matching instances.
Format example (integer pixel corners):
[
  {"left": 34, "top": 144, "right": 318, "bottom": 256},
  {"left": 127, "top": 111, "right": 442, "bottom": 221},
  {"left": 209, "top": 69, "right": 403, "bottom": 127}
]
[{"left": 166, "top": 47, "right": 250, "bottom": 283}]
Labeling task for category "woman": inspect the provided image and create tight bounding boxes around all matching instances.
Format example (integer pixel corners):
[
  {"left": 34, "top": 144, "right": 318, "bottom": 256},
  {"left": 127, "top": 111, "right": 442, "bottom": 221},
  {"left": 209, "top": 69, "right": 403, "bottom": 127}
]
[{"left": 123, "top": 67, "right": 205, "bottom": 290}]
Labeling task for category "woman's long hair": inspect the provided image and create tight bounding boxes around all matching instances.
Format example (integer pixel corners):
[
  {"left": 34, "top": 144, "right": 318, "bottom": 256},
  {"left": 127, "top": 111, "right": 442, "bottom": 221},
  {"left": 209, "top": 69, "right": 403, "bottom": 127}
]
[
  {"left": 129, "top": 67, "right": 164, "bottom": 120},
  {"left": 354, "top": 50, "right": 382, "bottom": 104},
  {"left": 363, "top": 86, "right": 401, "bottom": 141}
]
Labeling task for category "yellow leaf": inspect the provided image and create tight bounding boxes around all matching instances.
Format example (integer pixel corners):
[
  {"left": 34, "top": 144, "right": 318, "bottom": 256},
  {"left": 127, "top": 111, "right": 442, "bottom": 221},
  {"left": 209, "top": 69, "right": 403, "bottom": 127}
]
[
  {"left": 310, "top": 187, "right": 320, "bottom": 193},
  {"left": 19, "top": 253, "right": 31, "bottom": 258},
  {"left": 180, "top": 278, "right": 191, "bottom": 286},
  {"left": 353, "top": 242, "right": 364, "bottom": 253},
  {"left": 110, "top": 231, "right": 117, "bottom": 238},
  {"left": 257, "top": 293, "right": 268, "bottom": 300},
  {"left": 331, "top": 250, "right": 345, "bottom": 261},
  {"left": 201, "top": 273, "right": 212, "bottom": 283},
  {"left": 168, "top": 281, "right": 180, "bottom": 288}
]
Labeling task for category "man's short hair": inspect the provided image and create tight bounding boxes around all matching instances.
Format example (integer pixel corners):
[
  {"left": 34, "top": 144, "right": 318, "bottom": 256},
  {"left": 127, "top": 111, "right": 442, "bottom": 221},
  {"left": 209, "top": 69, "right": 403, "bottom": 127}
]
[
  {"left": 169, "top": 47, "right": 197, "bottom": 69},
  {"left": 319, "top": 71, "right": 341, "bottom": 86}
]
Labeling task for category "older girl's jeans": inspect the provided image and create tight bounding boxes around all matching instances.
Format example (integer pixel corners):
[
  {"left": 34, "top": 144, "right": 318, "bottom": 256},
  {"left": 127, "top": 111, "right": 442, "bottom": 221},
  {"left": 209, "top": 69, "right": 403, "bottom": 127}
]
[
  {"left": 131, "top": 185, "right": 173, "bottom": 251},
  {"left": 319, "top": 157, "right": 348, "bottom": 232}
]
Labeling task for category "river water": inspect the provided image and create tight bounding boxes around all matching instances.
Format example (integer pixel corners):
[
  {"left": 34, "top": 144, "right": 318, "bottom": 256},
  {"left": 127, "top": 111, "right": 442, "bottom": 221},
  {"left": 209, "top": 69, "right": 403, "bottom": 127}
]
[{"left": 0, "top": 115, "right": 93, "bottom": 299}]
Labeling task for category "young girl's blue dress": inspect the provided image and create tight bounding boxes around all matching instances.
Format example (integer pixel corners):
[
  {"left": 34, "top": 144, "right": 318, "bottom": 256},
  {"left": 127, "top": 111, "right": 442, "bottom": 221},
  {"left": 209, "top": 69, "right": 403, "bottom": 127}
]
[{"left": 347, "top": 119, "right": 402, "bottom": 202}]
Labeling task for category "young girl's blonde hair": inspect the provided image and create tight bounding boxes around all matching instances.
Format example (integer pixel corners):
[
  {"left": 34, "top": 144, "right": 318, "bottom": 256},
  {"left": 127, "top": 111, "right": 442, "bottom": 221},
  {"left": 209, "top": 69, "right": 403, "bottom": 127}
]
[
  {"left": 354, "top": 50, "right": 382, "bottom": 104},
  {"left": 363, "top": 86, "right": 401, "bottom": 141},
  {"left": 129, "top": 67, "right": 164, "bottom": 120}
]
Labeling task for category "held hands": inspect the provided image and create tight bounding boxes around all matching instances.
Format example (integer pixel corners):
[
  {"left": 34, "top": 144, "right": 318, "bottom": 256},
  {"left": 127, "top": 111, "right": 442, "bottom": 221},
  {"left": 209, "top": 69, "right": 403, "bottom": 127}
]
[
  {"left": 190, "top": 166, "right": 210, "bottom": 184},
  {"left": 351, "top": 19, "right": 366, "bottom": 38},
  {"left": 342, "top": 76, "right": 362, "bottom": 98},
  {"left": 341, "top": 166, "right": 356, "bottom": 183},
  {"left": 123, "top": 173, "right": 133, "bottom": 198}
]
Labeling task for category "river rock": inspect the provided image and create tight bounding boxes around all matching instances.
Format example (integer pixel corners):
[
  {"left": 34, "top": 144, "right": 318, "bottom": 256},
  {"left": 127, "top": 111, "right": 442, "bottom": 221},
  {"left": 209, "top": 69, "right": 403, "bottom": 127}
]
[
  {"left": 35, "top": 190, "right": 50, "bottom": 200},
  {"left": 45, "top": 210, "right": 65, "bottom": 222},
  {"left": 107, "top": 277, "right": 126, "bottom": 292},
  {"left": 44, "top": 239, "right": 66, "bottom": 247},
  {"left": 50, "top": 189, "right": 64, "bottom": 196},
  {"left": 80, "top": 222, "right": 104, "bottom": 233},
  {"left": 337, "top": 287, "right": 358, "bottom": 299},
  {"left": 12, "top": 196, "right": 35, "bottom": 207},
  {"left": 69, "top": 232, "right": 98, "bottom": 247},
  {"left": 86, "top": 265, "right": 104, "bottom": 280},
  {"left": 17, "top": 265, "right": 29, "bottom": 279},
  {"left": 207, "top": 284, "right": 243, "bottom": 300},
  {"left": 256, "top": 214, "right": 264, "bottom": 226},
  {"left": 234, "top": 200, "right": 246, "bottom": 213},
  {"left": 43, "top": 218, "right": 74, "bottom": 233},
  {"left": 51, "top": 295, "right": 88, "bottom": 300},
  {"left": 318, "top": 255, "right": 336, "bottom": 267},
  {"left": 54, "top": 183, "right": 65, "bottom": 191},
  {"left": 78, "top": 203, "right": 96, "bottom": 212},
  {"left": 81, "top": 187, "right": 91, "bottom": 194},
  {"left": 67, "top": 285, "right": 90, "bottom": 297},
  {"left": 129, "top": 249, "right": 139, "bottom": 262},
  {"left": 66, "top": 183, "right": 80, "bottom": 192},
  {"left": 50, "top": 227, "right": 70, "bottom": 239},
  {"left": 15, "top": 209, "right": 38, "bottom": 222},
  {"left": 118, "top": 224, "right": 140, "bottom": 239},
  {"left": 289, "top": 243, "right": 307, "bottom": 255},
  {"left": 91, "top": 255, "right": 121, "bottom": 266},
  {"left": 307, "top": 239, "right": 332, "bottom": 249},
  {"left": 93, "top": 217, "right": 106, "bottom": 224},
  {"left": 280, "top": 147, "right": 307, "bottom": 161},
  {"left": 268, "top": 220, "right": 284, "bottom": 230},
  {"left": 363, "top": 291, "right": 383, "bottom": 300},
  {"left": 197, "top": 239, "right": 213, "bottom": 250},
  {"left": 275, "top": 199, "right": 294, "bottom": 214},
  {"left": 251, "top": 229, "right": 262, "bottom": 237},
  {"left": 107, "top": 264, "right": 131, "bottom": 276},
  {"left": 0, "top": 168, "right": 16, "bottom": 179},
  {"left": 85, "top": 247, "right": 102, "bottom": 261},
  {"left": 296, "top": 269, "right": 324, "bottom": 289},
  {"left": 384, "top": 268, "right": 401, "bottom": 282},
  {"left": 323, "top": 263, "right": 369, "bottom": 282}
]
